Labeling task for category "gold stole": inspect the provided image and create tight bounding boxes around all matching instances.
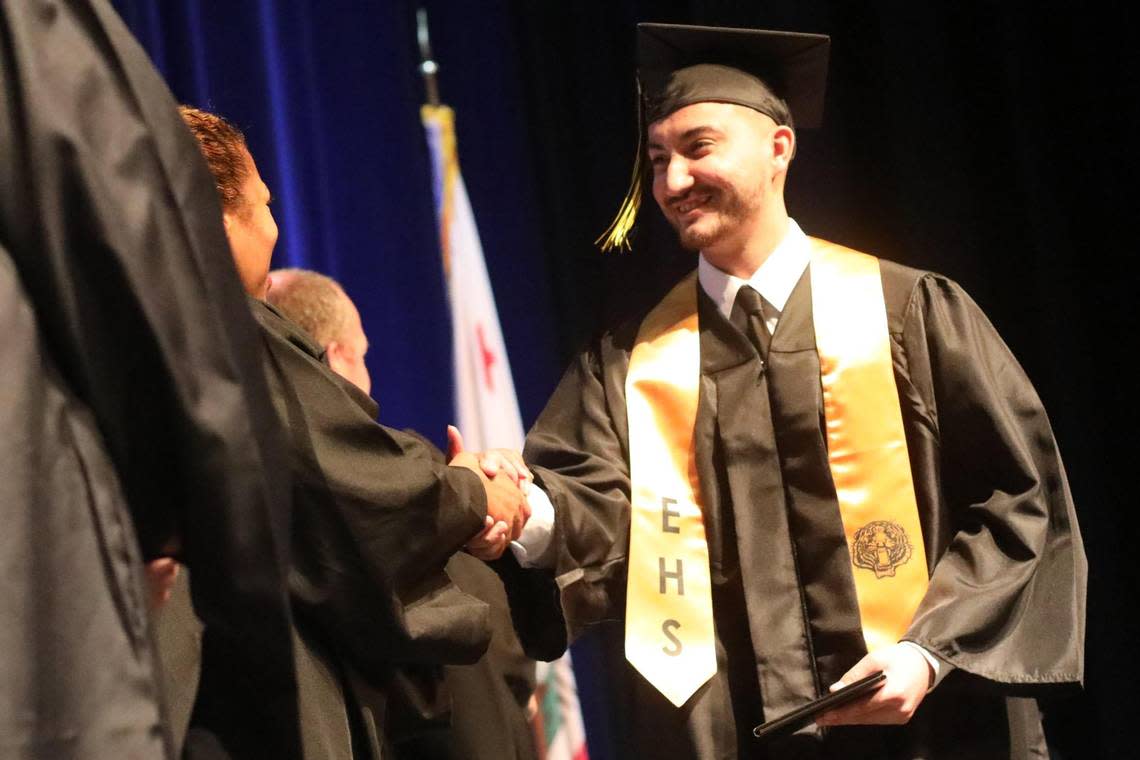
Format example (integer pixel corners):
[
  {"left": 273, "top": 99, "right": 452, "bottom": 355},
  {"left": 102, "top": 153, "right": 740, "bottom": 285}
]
[
  {"left": 623, "top": 242, "right": 927, "bottom": 708},
  {"left": 808, "top": 240, "right": 928, "bottom": 652},
  {"left": 624, "top": 272, "right": 716, "bottom": 708}
]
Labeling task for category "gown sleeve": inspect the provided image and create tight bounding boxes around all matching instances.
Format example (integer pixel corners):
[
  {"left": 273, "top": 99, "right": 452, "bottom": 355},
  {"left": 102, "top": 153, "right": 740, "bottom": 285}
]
[
  {"left": 256, "top": 311, "right": 493, "bottom": 673},
  {"left": 518, "top": 329, "right": 638, "bottom": 651},
  {"left": 901, "top": 274, "right": 1086, "bottom": 688}
]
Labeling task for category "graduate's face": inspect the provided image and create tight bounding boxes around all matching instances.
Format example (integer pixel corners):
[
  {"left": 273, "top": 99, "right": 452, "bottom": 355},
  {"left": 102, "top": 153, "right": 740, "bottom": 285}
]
[
  {"left": 223, "top": 150, "right": 278, "bottom": 300},
  {"left": 647, "top": 102, "right": 792, "bottom": 254},
  {"left": 326, "top": 295, "right": 372, "bottom": 396}
]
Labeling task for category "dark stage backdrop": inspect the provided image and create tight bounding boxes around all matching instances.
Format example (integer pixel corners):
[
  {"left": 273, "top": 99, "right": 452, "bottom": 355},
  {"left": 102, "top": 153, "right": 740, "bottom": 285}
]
[{"left": 113, "top": 1, "right": 1135, "bottom": 758}]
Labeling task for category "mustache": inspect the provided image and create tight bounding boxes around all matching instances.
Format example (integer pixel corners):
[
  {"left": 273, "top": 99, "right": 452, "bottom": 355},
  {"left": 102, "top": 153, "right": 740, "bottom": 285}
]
[
  {"left": 664, "top": 188, "right": 719, "bottom": 217},
  {"left": 666, "top": 185, "right": 716, "bottom": 204}
]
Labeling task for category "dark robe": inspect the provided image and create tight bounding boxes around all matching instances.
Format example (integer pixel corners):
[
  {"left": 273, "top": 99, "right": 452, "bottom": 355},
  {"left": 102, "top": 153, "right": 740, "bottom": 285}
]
[
  {"left": 438, "top": 553, "right": 538, "bottom": 760},
  {"left": 385, "top": 553, "right": 539, "bottom": 760},
  {"left": 383, "top": 436, "right": 539, "bottom": 760},
  {"left": 154, "top": 570, "right": 204, "bottom": 758},
  {"left": 0, "top": 1, "right": 299, "bottom": 758},
  {"left": 251, "top": 299, "right": 495, "bottom": 759},
  {"left": 521, "top": 258, "right": 1086, "bottom": 760}
]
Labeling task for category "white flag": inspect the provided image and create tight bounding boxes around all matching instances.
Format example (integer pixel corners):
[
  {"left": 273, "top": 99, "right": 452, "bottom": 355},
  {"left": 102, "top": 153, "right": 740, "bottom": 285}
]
[
  {"left": 423, "top": 104, "right": 589, "bottom": 760},
  {"left": 423, "top": 105, "right": 525, "bottom": 449}
]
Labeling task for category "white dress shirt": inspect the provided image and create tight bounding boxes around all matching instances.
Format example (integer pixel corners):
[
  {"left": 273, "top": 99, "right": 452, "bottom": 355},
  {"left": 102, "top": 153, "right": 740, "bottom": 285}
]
[{"left": 696, "top": 218, "right": 811, "bottom": 333}]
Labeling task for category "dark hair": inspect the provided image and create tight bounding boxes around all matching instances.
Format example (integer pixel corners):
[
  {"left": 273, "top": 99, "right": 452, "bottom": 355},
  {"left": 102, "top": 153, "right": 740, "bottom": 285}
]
[{"left": 179, "top": 105, "right": 249, "bottom": 212}]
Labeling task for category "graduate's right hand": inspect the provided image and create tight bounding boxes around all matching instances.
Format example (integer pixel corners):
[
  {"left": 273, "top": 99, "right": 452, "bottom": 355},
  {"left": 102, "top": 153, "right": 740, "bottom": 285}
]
[
  {"left": 447, "top": 425, "right": 533, "bottom": 490},
  {"left": 448, "top": 425, "right": 530, "bottom": 540},
  {"left": 482, "top": 470, "right": 528, "bottom": 541},
  {"left": 451, "top": 451, "right": 529, "bottom": 541},
  {"left": 465, "top": 516, "right": 512, "bottom": 560}
]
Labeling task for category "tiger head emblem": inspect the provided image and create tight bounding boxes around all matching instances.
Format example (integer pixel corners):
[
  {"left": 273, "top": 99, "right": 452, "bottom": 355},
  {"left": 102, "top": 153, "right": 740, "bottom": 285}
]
[{"left": 851, "top": 520, "right": 913, "bottom": 579}]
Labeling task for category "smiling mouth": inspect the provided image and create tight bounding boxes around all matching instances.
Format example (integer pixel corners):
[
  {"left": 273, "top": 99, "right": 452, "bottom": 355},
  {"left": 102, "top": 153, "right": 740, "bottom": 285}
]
[{"left": 674, "top": 193, "right": 711, "bottom": 216}]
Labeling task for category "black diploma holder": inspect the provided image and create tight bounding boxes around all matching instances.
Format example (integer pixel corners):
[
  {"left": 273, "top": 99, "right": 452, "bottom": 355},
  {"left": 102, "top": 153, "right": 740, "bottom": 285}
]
[{"left": 752, "top": 671, "right": 887, "bottom": 740}]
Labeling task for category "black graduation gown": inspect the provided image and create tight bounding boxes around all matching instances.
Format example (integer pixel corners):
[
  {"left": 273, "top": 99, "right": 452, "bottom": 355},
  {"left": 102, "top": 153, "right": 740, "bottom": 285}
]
[
  {"left": 154, "top": 570, "right": 204, "bottom": 757},
  {"left": 521, "top": 259, "right": 1086, "bottom": 760},
  {"left": 0, "top": 1, "right": 299, "bottom": 757},
  {"left": 251, "top": 299, "right": 495, "bottom": 759},
  {"left": 438, "top": 553, "right": 538, "bottom": 760}
]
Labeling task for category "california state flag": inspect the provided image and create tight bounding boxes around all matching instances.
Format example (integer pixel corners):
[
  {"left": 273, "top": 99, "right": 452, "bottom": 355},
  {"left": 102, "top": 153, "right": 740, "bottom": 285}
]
[{"left": 423, "top": 104, "right": 589, "bottom": 760}]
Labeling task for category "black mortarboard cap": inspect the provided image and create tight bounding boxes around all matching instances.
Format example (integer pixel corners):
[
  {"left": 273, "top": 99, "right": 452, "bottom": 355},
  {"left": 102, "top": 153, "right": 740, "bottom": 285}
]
[
  {"left": 638, "top": 23, "right": 830, "bottom": 129},
  {"left": 598, "top": 23, "right": 830, "bottom": 251}
]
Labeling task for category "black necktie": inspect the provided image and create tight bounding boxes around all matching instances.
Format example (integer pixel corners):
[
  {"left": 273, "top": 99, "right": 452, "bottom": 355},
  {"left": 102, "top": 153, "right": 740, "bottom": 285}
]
[{"left": 730, "top": 284, "right": 771, "bottom": 359}]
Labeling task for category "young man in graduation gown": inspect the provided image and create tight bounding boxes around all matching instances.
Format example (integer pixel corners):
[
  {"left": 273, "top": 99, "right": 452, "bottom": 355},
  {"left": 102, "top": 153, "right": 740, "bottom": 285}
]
[
  {"left": 268, "top": 268, "right": 540, "bottom": 760},
  {"left": 180, "top": 107, "right": 529, "bottom": 760},
  {"left": 505, "top": 23, "right": 1087, "bottom": 760},
  {"left": 0, "top": 2, "right": 301, "bottom": 758}
]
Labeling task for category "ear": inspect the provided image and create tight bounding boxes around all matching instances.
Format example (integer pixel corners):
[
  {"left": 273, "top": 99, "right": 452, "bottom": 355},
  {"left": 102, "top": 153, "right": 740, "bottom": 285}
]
[
  {"left": 325, "top": 339, "right": 346, "bottom": 370},
  {"left": 772, "top": 125, "right": 796, "bottom": 169}
]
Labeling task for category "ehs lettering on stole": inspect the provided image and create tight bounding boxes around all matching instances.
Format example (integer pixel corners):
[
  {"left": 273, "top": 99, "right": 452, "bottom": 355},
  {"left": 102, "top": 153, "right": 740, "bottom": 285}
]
[
  {"left": 660, "top": 496, "right": 685, "bottom": 656},
  {"left": 623, "top": 278, "right": 717, "bottom": 706}
]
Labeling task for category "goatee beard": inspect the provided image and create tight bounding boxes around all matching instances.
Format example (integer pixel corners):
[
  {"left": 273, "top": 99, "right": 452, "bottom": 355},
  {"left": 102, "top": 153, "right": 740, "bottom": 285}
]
[
  {"left": 673, "top": 205, "right": 733, "bottom": 252},
  {"left": 670, "top": 188, "right": 757, "bottom": 252},
  {"left": 678, "top": 220, "right": 727, "bottom": 251}
]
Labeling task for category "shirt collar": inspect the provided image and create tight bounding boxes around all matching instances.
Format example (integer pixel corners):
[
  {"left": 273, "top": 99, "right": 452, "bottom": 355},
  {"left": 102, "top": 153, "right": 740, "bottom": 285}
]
[{"left": 697, "top": 219, "right": 811, "bottom": 321}]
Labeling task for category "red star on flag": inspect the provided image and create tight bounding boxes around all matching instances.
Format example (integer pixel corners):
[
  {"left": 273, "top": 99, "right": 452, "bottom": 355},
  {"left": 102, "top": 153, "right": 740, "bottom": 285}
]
[{"left": 476, "top": 323, "right": 497, "bottom": 390}]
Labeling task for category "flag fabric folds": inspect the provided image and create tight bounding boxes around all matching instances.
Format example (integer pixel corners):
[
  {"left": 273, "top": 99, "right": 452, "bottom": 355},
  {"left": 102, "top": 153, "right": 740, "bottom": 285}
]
[
  {"left": 423, "top": 105, "right": 524, "bottom": 450},
  {"left": 534, "top": 659, "right": 590, "bottom": 760}
]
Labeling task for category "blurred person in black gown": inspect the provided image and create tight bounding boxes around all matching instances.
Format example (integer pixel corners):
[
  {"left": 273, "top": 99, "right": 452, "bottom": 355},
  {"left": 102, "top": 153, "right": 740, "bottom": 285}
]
[
  {"left": 0, "top": 1, "right": 301, "bottom": 759},
  {"left": 178, "top": 106, "right": 529, "bottom": 759}
]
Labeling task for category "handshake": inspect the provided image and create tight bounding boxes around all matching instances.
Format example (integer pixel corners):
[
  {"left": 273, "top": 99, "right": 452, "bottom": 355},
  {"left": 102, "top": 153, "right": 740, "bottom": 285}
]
[{"left": 446, "top": 426, "right": 534, "bottom": 561}]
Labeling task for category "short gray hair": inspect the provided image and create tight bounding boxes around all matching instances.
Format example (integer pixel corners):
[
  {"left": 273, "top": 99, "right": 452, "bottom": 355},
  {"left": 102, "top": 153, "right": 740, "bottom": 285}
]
[{"left": 266, "top": 268, "right": 351, "bottom": 348}]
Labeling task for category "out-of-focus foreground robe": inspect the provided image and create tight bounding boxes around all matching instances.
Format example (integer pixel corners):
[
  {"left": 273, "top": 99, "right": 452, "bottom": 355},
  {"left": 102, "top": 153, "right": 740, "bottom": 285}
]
[
  {"left": 520, "top": 259, "right": 1086, "bottom": 760},
  {"left": 0, "top": 1, "right": 300, "bottom": 758}
]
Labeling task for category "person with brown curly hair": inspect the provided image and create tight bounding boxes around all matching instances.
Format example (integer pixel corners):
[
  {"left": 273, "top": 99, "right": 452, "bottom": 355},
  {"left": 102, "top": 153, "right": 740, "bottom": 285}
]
[{"left": 178, "top": 105, "right": 530, "bottom": 759}]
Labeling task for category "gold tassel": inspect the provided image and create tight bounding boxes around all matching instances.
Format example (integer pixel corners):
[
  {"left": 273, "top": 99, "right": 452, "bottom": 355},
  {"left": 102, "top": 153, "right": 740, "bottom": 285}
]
[
  {"left": 596, "top": 147, "right": 643, "bottom": 252},
  {"left": 597, "top": 81, "right": 646, "bottom": 252}
]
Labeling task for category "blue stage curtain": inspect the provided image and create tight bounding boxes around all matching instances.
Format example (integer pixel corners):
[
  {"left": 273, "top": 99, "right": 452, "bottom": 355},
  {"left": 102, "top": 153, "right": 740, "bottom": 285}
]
[{"left": 112, "top": 0, "right": 561, "bottom": 443}]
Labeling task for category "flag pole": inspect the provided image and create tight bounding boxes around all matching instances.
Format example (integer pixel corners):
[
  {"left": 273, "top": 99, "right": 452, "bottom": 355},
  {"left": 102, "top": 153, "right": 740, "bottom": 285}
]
[
  {"left": 416, "top": 8, "right": 441, "bottom": 106},
  {"left": 413, "top": 14, "right": 591, "bottom": 758}
]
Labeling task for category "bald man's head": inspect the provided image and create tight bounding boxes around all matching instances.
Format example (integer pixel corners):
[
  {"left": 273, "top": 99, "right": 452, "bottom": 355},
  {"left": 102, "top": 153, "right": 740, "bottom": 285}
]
[{"left": 267, "top": 269, "right": 371, "bottom": 395}]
